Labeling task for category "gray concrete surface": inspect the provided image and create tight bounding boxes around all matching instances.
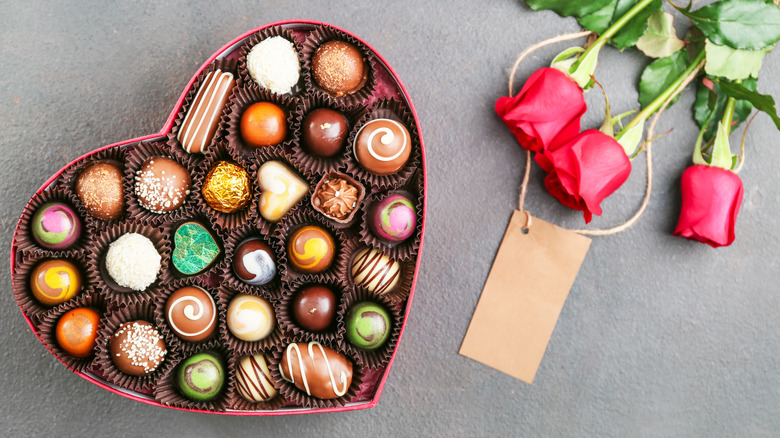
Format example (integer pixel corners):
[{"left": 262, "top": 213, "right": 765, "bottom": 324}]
[{"left": 2, "top": 1, "right": 779, "bottom": 436}]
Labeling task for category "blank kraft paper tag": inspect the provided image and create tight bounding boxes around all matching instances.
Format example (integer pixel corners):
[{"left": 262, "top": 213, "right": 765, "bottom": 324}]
[{"left": 460, "top": 211, "right": 591, "bottom": 384}]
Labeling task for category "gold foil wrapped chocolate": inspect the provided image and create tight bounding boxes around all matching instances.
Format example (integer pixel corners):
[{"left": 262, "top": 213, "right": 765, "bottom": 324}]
[{"left": 202, "top": 161, "right": 252, "bottom": 213}]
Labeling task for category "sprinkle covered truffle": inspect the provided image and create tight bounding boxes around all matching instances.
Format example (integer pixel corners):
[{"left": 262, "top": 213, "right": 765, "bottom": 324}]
[
  {"left": 134, "top": 156, "right": 191, "bottom": 214},
  {"left": 105, "top": 233, "right": 161, "bottom": 291},
  {"left": 246, "top": 36, "right": 300, "bottom": 95},
  {"left": 109, "top": 320, "right": 167, "bottom": 376}
]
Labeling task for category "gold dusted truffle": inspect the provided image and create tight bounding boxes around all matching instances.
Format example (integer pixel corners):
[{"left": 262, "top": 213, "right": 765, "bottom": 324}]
[{"left": 202, "top": 161, "right": 252, "bottom": 213}]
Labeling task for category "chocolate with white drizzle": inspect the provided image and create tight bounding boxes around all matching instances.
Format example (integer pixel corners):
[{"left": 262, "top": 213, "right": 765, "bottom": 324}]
[
  {"left": 279, "top": 341, "right": 352, "bottom": 400},
  {"left": 178, "top": 69, "right": 236, "bottom": 154}
]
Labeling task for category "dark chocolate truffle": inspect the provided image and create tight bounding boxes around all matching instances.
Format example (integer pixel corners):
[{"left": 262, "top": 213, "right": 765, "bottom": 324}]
[
  {"left": 353, "top": 119, "right": 412, "bottom": 176},
  {"left": 232, "top": 238, "right": 276, "bottom": 286},
  {"left": 311, "top": 41, "right": 368, "bottom": 97},
  {"left": 344, "top": 302, "right": 391, "bottom": 350},
  {"left": 302, "top": 108, "right": 348, "bottom": 157},
  {"left": 75, "top": 162, "right": 124, "bottom": 220},
  {"left": 134, "top": 156, "right": 191, "bottom": 213},
  {"left": 240, "top": 102, "right": 287, "bottom": 148},
  {"left": 292, "top": 285, "right": 336, "bottom": 332},
  {"left": 165, "top": 286, "right": 217, "bottom": 342},
  {"left": 287, "top": 225, "right": 335, "bottom": 274},
  {"left": 30, "top": 259, "right": 82, "bottom": 306},
  {"left": 176, "top": 351, "right": 225, "bottom": 402},
  {"left": 56, "top": 307, "right": 99, "bottom": 358},
  {"left": 109, "top": 320, "right": 166, "bottom": 376},
  {"left": 279, "top": 341, "right": 353, "bottom": 400}
]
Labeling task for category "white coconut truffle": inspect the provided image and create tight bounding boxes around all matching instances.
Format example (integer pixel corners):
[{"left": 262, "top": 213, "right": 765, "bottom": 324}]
[
  {"left": 246, "top": 36, "right": 300, "bottom": 95},
  {"left": 105, "top": 233, "right": 161, "bottom": 291}
]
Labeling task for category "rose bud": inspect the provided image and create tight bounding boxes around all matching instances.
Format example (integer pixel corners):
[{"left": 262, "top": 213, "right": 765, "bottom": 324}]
[
  {"left": 495, "top": 67, "right": 586, "bottom": 153},
  {"left": 537, "top": 129, "right": 631, "bottom": 223},
  {"left": 673, "top": 165, "right": 744, "bottom": 248}
]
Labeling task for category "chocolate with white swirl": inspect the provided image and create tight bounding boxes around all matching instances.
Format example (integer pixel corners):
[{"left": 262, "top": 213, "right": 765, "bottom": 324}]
[
  {"left": 353, "top": 119, "right": 411, "bottom": 176},
  {"left": 279, "top": 342, "right": 352, "bottom": 400},
  {"left": 164, "top": 286, "right": 217, "bottom": 342}
]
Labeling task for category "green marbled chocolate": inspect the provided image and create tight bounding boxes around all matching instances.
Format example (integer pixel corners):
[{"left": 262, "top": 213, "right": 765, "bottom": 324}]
[
  {"left": 177, "top": 352, "right": 225, "bottom": 401},
  {"left": 172, "top": 222, "right": 220, "bottom": 275},
  {"left": 344, "top": 302, "right": 391, "bottom": 350}
]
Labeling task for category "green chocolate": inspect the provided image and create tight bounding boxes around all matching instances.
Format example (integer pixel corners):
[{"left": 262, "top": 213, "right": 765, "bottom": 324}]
[
  {"left": 172, "top": 222, "right": 220, "bottom": 275},
  {"left": 344, "top": 302, "right": 391, "bottom": 350},
  {"left": 177, "top": 352, "right": 225, "bottom": 401}
]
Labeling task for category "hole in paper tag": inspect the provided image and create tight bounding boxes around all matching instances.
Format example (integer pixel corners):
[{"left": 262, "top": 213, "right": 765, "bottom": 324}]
[{"left": 459, "top": 210, "right": 591, "bottom": 384}]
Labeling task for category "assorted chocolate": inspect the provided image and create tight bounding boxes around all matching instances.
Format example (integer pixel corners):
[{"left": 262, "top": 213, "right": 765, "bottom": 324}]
[{"left": 12, "top": 24, "right": 423, "bottom": 413}]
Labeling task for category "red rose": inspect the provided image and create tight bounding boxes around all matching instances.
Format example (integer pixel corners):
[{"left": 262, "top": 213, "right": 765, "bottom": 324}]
[
  {"left": 495, "top": 67, "right": 586, "bottom": 153},
  {"left": 539, "top": 129, "right": 631, "bottom": 223},
  {"left": 674, "top": 165, "right": 744, "bottom": 248}
]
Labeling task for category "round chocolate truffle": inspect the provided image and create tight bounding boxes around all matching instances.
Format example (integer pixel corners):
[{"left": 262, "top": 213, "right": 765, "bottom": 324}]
[
  {"left": 354, "top": 119, "right": 412, "bottom": 176},
  {"left": 235, "top": 353, "right": 277, "bottom": 402},
  {"left": 75, "top": 162, "right": 124, "bottom": 221},
  {"left": 302, "top": 108, "right": 348, "bottom": 157},
  {"left": 165, "top": 286, "right": 217, "bottom": 342},
  {"left": 287, "top": 225, "right": 335, "bottom": 274},
  {"left": 344, "top": 302, "right": 391, "bottom": 350},
  {"left": 369, "top": 194, "right": 417, "bottom": 242},
  {"left": 31, "top": 202, "right": 81, "bottom": 250},
  {"left": 109, "top": 320, "right": 166, "bottom": 376},
  {"left": 227, "top": 294, "right": 275, "bottom": 342},
  {"left": 240, "top": 102, "right": 287, "bottom": 148},
  {"left": 56, "top": 307, "right": 99, "bottom": 359},
  {"left": 232, "top": 238, "right": 276, "bottom": 286},
  {"left": 134, "top": 156, "right": 191, "bottom": 213},
  {"left": 351, "top": 247, "right": 401, "bottom": 295},
  {"left": 245, "top": 36, "right": 300, "bottom": 95},
  {"left": 201, "top": 161, "right": 252, "bottom": 214},
  {"left": 104, "top": 233, "right": 161, "bottom": 291},
  {"left": 177, "top": 351, "right": 225, "bottom": 402},
  {"left": 311, "top": 41, "right": 368, "bottom": 97},
  {"left": 30, "top": 259, "right": 82, "bottom": 306},
  {"left": 292, "top": 285, "right": 336, "bottom": 332}
]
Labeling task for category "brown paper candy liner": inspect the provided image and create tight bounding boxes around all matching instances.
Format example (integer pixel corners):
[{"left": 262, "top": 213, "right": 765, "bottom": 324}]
[
  {"left": 221, "top": 221, "right": 285, "bottom": 295},
  {"left": 153, "top": 344, "right": 234, "bottom": 412},
  {"left": 123, "top": 141, "right": 196, "bottom": 226},
  {"left": 35, "top": 291, "right": 110, "bottom": 373},
  {"left": 191, "top": 141, "right": 261, "bottom": 233},
  {"left": 346, "top": 243, "right": 416, "bottom": 305},
  {"left": 344, "top": 99, "right": 421, "bottom": 191},
  {"left": 94, "top": 301, "right": 181, "bottom": 392},
  {"left": 14, "top": 188, "right": 94, "bottom": 258},
  {"left": 236, "top": 26, "right": 307, "bottom": 98},
  {"left": 252, "top": 146, "right": 315, "bottom": 227},
  {"left": 301, "top": 25, "right": 377, "bottom": 106},
  {"left": 338, "top": 287, "right": 402, "bottom": 370},
  {"left": 217, "top": 284, "right": 287, "bottom": 356},
  {"left": 167, "top": 59, "right": 241, "bottom": 164},
  {"left": 358, "top": 170, "right": 423, "bottom": 261},
  {"left": 272, "top": 210, "right": 351, "bottom": 284},
  {"left": 277, "top": 274, "right": 351, "bottom": 347},
  {"left": 56, "top": 146, "right": 130, "bottom": 226},
  {"left": 269, "top": 338, "right": 363, "bottom": 409},
  {"left": 311, "top": 171, "right": 366, "bottom": 229},
  {"left": 289, "top": 94, "right": 366, "bottom": 176},
  {"left": 224, "top": 84, "right": 299, "bottom": 163},
  {"left": 86, "top": 221, "right": 171, "bottom": 307},
  {"left": 12, "top": 251, "right": 92, "bottom": 324},
  {"left": 227, "top": 346, "right": 288, "bottom": 411},
  {"left": 160, "top": 212, "right": 226, "bottom": 283},
  {"left": 153, "top": 277, "right": 224, "bottom": 354}
]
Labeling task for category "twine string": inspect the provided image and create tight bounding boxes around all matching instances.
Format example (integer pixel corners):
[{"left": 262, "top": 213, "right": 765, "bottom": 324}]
[{"left": 508, "top": 32, "right": 703, "bottom": 235}]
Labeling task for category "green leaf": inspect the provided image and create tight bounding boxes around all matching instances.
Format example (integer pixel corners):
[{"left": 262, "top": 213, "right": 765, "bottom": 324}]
[
  {"left": 636, "top": 11, "right": 685, "bottom": 58},
  {"left": 704, "top": 39, "right": 773, "bottom": 81},
  {"left": 638, "top": 50, "right": 688, "bottom": 110},
  {"left": 524, "top": 0, "right": 613, "bottom": 17},
  {"left": 577, "top": 0, "right": 663, "bottom": 50},
  {"left": 693, "top": 77, "right": 755, "bottom": 142},
  {"left": 718, "top": 79, "right": 780, "bottom": 131},
  {"left": 674, "top": 0, "right": 780, "bottom": 50}
]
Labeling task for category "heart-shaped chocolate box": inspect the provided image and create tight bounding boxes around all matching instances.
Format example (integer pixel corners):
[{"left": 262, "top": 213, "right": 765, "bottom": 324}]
[{"left": 10, "top": 20, "right": 426, "bottom": 415}]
